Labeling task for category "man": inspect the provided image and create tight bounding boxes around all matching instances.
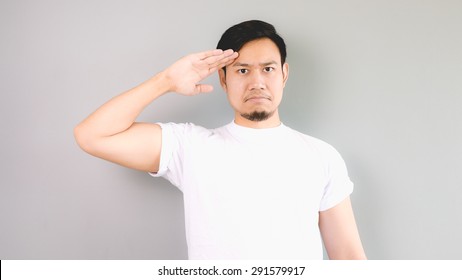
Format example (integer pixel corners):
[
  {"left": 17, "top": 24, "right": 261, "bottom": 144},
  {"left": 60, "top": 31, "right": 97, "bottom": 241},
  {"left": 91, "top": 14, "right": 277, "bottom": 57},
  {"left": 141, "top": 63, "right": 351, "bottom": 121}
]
[{"left": 74, "top": 20, "right": 366, "bottom": 260}]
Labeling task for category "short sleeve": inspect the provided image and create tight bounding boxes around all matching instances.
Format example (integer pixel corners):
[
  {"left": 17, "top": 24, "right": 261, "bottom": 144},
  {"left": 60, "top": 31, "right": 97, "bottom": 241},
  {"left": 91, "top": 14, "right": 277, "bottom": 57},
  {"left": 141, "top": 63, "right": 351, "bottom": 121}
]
[
  {"left": 148, "top": 122, "right": 190, "bottom": 190},
  {"left": 318, "top": 144, "right": 354, "bottom": 211}
]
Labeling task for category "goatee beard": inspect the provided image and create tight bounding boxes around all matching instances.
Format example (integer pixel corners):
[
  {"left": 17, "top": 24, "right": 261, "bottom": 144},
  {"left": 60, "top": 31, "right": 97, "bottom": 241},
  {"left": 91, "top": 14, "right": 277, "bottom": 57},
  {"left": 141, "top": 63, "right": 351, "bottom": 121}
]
[{"left": 241, "top": 110, "right": 274, "bottom": 122}]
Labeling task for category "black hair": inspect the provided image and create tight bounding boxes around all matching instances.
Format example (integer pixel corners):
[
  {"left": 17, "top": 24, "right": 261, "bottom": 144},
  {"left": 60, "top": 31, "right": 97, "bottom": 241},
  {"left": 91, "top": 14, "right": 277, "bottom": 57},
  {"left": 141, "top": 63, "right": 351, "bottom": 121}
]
[{"left": 216, "top": 20, "right": 287, "bottom": 71}]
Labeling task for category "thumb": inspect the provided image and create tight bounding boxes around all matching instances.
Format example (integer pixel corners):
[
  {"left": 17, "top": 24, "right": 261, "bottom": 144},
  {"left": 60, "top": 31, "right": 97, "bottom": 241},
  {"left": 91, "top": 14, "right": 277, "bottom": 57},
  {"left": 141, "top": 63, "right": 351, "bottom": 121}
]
[{"left": 195, "top": 84, "right": 214, "bottom": 94}]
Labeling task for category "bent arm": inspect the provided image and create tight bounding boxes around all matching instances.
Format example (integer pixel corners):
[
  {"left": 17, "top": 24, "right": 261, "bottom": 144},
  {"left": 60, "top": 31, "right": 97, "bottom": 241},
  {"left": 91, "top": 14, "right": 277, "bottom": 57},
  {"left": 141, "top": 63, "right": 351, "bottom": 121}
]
[
  {"left": 319, "top": 196, "right": 367, "bottom": 260},
  {"left": 74, "top": 49, "right": 238, "bottom": 173},
  {"left": 74, "top": 74, "right": 168, "bottom": 172}
]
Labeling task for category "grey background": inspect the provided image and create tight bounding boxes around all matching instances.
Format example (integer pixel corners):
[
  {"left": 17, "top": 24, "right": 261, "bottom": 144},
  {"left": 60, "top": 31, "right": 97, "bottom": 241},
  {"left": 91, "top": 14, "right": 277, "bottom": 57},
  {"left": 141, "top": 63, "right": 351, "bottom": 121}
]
[{"left": 1, "top": 0, "right": 461, "bottom": 259}]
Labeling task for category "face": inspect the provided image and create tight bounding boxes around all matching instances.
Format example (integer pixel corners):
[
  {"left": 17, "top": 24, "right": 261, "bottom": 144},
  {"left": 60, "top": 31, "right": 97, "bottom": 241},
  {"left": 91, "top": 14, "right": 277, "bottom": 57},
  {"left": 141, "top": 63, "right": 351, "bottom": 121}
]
[{"left": 219, "top": 38, "right": 289, "bottom": 126}]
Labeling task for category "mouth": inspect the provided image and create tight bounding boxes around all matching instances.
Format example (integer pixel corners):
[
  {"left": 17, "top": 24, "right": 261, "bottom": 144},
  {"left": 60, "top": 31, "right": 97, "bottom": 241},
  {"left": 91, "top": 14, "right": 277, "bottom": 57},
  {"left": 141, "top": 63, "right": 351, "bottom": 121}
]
[{"left": 244, "top": 95, "right": 271, "bottom": 102}]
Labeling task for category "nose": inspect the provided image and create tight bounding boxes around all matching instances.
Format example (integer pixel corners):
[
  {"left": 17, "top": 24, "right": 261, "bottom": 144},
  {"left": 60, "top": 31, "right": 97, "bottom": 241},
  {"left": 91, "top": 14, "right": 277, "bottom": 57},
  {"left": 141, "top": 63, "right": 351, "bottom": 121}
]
[{"left": 248, "top": 71, "right": 266, "bottom": 91}]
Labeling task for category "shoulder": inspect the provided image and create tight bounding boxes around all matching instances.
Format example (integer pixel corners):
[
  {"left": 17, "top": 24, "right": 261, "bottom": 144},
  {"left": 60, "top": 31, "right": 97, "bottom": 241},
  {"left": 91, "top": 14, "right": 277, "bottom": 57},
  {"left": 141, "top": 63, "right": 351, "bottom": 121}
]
[
  {"left": 285, "top": 126, "right": 338, "bottom": 154},
  {"left": 157, "top": 122, "right": 209, "bottom": 134},
  {"left": 157, "top": 122, "right": 229, "bottom": 141},
  {"left": 284, "top": 126, "right": 347, "bottom": 168}
]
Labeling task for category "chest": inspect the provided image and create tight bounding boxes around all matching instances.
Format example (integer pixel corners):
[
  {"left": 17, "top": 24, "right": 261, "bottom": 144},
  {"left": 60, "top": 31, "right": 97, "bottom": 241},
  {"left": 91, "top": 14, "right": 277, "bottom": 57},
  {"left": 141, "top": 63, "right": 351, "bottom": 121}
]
[{"left": 182, "top": 138, "right": 327, "bottom": 213}]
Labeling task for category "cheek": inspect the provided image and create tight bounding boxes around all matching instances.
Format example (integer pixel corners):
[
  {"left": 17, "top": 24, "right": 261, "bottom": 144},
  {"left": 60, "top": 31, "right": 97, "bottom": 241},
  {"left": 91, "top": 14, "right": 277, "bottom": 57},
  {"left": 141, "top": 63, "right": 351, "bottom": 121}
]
[{"left": 225, "top": 79, "right": 246, "bottom": 95}]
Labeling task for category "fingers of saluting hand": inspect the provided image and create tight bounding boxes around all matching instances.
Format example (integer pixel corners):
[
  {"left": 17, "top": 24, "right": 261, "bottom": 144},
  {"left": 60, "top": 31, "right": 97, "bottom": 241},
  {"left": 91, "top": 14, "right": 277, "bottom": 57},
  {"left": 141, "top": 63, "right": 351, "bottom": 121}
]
[{"left": 199, "top": 49, "right": 239, "bottom": 72}]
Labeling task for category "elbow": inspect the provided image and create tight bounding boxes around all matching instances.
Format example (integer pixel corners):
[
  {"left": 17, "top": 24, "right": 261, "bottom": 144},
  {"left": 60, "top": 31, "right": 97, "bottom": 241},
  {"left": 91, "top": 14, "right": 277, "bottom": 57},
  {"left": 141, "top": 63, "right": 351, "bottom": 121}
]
[
  {"left": 347, "top": 252, "right": 367, "bottom": 260},
  {"left": 74, "top": 123, "right": 96, "bottom": 154},
  {"left": 327, "top": 248, "right": 367, "bottom": 260}
]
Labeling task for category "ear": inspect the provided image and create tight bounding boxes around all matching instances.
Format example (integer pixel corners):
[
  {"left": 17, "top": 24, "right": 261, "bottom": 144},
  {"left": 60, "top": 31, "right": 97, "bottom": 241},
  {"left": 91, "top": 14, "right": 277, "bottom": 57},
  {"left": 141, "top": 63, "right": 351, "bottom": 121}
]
[
  {"left": 282, "top": 63, "right": 289, "bottom": 87},
  {"left": 218, "top": 68, "right": 228, "bottom": 92}
]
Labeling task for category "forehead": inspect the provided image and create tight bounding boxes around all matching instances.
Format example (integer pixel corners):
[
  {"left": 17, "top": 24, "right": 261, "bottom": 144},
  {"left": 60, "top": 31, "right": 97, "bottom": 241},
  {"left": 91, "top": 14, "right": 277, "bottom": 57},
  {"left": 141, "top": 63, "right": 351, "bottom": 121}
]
[{"left": 234, "top": 38, "right": 281, "bottom": 64}]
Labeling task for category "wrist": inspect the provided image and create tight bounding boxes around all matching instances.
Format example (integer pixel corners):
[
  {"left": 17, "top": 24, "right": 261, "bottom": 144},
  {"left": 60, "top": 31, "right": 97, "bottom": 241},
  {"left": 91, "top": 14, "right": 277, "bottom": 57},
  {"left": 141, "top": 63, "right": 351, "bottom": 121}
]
[{"left": 147, "top": 71, "right": 172, "bottom": 97}]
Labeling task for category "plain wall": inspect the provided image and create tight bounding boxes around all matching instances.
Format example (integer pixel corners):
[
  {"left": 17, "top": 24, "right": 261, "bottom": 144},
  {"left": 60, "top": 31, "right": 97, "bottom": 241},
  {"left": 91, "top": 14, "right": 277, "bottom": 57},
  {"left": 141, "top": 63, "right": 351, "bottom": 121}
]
[{"left": 1, "top": 0, "right": 461, "bottom": 259}]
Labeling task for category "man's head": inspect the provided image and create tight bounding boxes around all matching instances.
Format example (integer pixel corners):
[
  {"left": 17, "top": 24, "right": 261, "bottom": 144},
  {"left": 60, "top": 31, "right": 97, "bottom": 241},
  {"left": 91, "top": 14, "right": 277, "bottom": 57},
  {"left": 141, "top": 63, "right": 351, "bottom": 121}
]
[
  {"left": 217, "top": 20, "right": 289, "bottom": 126},
  {"left": 217, "top": 20, "right": 287, "bottom": 72}
]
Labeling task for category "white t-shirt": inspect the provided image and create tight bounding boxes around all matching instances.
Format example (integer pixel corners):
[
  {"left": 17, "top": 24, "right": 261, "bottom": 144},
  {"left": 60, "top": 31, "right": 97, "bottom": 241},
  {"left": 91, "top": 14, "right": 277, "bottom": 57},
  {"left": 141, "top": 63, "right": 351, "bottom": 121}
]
[{"left": 150, "top": 120, "right": 353, "bottom": 259}]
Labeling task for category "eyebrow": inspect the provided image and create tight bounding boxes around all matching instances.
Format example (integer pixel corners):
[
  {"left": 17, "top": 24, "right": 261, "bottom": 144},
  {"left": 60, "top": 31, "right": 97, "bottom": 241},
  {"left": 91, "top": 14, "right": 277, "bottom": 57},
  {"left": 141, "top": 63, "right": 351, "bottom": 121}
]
[{"left": 231, "top": 60, "right": 278, "bottom": 67}]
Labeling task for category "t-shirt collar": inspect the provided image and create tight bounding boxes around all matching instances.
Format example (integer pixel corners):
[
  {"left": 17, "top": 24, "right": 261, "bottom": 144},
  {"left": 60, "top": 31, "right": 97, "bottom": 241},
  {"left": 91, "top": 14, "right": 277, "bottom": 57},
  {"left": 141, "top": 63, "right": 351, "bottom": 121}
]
[{"left": 226, "top": 119, "right": 287, "bottom": 143}]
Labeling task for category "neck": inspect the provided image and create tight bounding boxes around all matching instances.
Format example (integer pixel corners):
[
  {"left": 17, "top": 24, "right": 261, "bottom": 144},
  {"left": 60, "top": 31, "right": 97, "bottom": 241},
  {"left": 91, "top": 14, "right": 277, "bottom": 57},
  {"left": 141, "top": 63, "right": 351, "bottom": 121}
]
[{"left": 234, "top": 110, "right": 281, "bottom": 128}]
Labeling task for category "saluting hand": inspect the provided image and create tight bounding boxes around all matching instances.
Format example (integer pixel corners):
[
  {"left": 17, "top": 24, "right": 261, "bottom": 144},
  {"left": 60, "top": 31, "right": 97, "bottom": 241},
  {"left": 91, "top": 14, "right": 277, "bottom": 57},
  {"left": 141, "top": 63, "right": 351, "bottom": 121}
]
[{"left": 162, "top": 49, "right": 238, "bottom": 96}]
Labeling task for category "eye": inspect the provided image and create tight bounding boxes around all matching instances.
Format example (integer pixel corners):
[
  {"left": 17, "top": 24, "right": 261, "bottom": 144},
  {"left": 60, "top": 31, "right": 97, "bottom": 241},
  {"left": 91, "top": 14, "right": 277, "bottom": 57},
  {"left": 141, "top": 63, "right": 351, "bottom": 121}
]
[
  {"left": 263, "top": 67, "right": 275, "bottom": 72},
  {"left": 238, "top": 69, "right": 249, "bottom": 74}
]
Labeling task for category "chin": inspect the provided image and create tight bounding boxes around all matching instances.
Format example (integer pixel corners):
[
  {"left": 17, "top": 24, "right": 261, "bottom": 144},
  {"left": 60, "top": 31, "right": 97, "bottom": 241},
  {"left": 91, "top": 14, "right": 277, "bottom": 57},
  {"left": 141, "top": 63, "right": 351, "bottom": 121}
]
[{"left": 241, "top": 110, "right": 274, "bottom": 122}]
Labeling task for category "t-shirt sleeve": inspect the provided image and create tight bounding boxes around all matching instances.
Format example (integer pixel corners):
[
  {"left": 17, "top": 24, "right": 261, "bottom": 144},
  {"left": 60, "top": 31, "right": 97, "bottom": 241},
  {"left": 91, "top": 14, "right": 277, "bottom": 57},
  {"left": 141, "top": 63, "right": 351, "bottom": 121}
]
[
  {"left": 148, "top": 122, "right": 189, "bottom": 190},
  {"left": 318, "top": 143, "right": 354, "bottom": 211}
]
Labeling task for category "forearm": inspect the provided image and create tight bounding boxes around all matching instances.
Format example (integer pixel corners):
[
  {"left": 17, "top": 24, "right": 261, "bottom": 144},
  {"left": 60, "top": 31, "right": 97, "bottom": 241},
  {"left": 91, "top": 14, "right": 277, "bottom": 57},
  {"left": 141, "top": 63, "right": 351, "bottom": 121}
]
[
  {"left": 75, "top": 72, "right": 170, "bottom": 139},
  {"left": 319, "top": 197, "right": 367, "bottom": 260}
]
